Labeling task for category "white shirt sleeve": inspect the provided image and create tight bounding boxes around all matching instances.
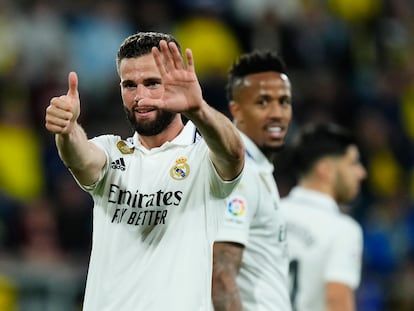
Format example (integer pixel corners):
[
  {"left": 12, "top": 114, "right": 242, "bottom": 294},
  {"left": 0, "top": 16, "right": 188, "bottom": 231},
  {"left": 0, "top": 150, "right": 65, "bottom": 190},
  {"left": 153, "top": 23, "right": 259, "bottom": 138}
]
[
  {"left": 214, "top": 163, "right": 258, "bottom": 246},
  {"left": 324, "top": 218, "right": 363, "bottom": 288}
]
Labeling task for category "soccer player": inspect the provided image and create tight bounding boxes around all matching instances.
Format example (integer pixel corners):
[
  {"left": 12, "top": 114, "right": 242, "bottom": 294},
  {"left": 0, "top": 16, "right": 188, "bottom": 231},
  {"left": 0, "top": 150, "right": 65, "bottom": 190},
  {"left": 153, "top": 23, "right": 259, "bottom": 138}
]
[
  {"left": 281, "top": 122, "right": 366, "bottom": 311},
  {"left": 45, "top": 32, "right": 245, "bottom": 311},
  {"left": 212, "top": 51, "right": 292, "bottom": 310}
]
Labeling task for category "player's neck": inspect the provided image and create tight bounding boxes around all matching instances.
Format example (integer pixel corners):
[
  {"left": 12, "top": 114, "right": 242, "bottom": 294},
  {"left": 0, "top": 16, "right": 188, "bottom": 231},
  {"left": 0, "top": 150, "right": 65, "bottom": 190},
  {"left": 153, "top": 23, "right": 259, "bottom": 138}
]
[
  {"left": 138, "top": 116, "right": 184, "bottom": 150},
  {"left": 299, "top": 179, "right": 335, "bottom": 199}
]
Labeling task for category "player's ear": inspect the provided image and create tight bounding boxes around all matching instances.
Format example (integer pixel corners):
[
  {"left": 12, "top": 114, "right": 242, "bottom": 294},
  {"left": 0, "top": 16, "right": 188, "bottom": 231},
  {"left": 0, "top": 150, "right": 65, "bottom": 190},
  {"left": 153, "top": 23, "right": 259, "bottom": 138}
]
[
  {"left": 229, "top": 100, "right": 243, "bottom": 123},
  {"left": 315, "top": 157, "right": 335, "bottom": 181}
]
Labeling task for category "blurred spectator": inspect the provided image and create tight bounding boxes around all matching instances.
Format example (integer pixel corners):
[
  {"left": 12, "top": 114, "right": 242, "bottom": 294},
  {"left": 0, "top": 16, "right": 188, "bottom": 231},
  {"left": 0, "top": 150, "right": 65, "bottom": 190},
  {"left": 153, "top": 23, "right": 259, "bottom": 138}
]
[
  {"left": 17, "top": 199, "right": 64, "bottom": 263},
  {"left": 0, "top": 85, "right": 45, "bottom": 201},
  {"left": 66, "top": 0, "right": 134, "bottom": 102},
  {"left": 0, "top": 195, "right": 22, "bottom": 255},
  {"left": 389, "top": 254, "right": 414, "bottom": 310},
  {"left": 17, "top": 0, "right": 69, "bottom": 84},
  {"left": 354, "top": 107, "right": 408, "bottom": 198},
  {"left": 401, "top": 79, "right": 414, "bottom": 143},
  {"left": 230, "top": 0, "right": 302, "bottom": 53},
  {"left": 248, "top": 10, "right": 282, "bottom": 52},
  {"left": 52, "top": 171, "right": 92, "bottom": 259},
  {"left": 0, "top": 1, "right": 21, "bottom": 78},
  {"left": 0, "top": 198, "right": 86, "bottom": 311},
  {"left": 128, "top": 0, "right": 176, "bottom": 31},
  {"left": 230, "top": 0, "right": 301, "bottom": 25},
  {"left": 281, "top": 0, "right": 352, "bottom": 72}
]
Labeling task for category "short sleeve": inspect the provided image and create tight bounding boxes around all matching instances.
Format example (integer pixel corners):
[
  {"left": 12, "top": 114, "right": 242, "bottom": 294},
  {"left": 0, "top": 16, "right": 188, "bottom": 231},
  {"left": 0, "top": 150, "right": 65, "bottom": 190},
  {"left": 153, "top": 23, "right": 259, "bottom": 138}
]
[
  {"left": 214, "top": 163, "right": 257, "bottom": 246},
  {"left": 324, "top": 218, "right": 363, "bottom": 288}
]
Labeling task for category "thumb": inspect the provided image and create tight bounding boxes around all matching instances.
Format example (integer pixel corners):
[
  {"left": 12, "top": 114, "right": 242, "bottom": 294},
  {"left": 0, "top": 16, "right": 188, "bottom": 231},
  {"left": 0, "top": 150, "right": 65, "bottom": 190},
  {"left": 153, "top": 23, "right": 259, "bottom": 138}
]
[{"left": 67, "top": 71, "right": 79, "bottom": 98}]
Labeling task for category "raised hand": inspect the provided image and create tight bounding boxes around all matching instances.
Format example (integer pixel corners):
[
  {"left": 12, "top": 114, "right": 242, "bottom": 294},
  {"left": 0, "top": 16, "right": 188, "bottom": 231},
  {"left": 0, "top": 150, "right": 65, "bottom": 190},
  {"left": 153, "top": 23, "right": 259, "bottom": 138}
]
[
  {"left": 144, "top": 40, "right": 204, "bottom": 115},
  {"left": 45, "top": 72, "right": 80, "bottom": 134}
]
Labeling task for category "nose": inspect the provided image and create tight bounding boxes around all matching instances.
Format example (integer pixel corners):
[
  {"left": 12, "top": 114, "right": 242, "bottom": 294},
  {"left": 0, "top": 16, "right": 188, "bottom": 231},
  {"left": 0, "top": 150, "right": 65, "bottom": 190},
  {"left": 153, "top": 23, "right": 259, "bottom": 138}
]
[
  {"left": 268, "top": 101, "right": 285, "bottom": 118},
  {"left": 359, "top": 165, "right": 367, "bottom": 180},
  {"left": 134, "top": 84, "right": 146, "bottom": 104}
]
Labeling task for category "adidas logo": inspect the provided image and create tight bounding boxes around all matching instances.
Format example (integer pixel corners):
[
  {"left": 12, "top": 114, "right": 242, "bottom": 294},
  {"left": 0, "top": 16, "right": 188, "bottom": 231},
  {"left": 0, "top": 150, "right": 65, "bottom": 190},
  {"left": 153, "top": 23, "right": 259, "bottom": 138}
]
[{"left": 111, "top": 158, "right": 126, "bottom": 171}]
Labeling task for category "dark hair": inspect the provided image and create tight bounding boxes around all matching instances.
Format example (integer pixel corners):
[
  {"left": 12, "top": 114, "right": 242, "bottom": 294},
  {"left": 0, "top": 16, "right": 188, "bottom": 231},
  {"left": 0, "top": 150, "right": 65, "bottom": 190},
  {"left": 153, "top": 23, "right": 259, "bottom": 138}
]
[
  {"left": 226, "top": 50, "right": 287, "bottom": 101},
  {"left": 291, "top": 122, "right": 356, "bottom": 177},
  {"left": 116, "top": 32, "right": 181, "bottom": 71}
]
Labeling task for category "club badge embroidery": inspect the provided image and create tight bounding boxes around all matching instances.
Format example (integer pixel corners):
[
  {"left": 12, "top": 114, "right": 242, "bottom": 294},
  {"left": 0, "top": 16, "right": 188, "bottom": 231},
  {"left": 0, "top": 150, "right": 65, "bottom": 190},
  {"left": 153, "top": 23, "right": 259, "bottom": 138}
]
[
  {"left": 170, "top": 157, "right": 190, "bottom": 180},
  {"left": 117, "top": 141, "right": 134, "bottom": 154}
]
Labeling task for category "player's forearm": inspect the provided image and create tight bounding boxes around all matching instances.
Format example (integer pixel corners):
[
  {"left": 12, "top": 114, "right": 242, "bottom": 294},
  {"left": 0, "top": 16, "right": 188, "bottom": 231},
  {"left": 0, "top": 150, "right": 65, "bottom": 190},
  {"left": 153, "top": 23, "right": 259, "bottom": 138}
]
[
  {"left": 185, "top": 101, "right": 244, "bottom": 180},
  {"left": 55, "top": 123, "right": 105, "bottom": 185},
  {"left": 326, "top": 300, "right": 355, "bottom": 311},
  {"left": 212, "top": 242, "right": 244, "bottom": 311},
  {"left": 212, "top": 277, "right": 242, "bottom": 311},
  {"left": 56, "top": 122, "right": 91, "bottom": 168},
  {"left": 326, "top": 283, "right": 356, "bottom": 311}
]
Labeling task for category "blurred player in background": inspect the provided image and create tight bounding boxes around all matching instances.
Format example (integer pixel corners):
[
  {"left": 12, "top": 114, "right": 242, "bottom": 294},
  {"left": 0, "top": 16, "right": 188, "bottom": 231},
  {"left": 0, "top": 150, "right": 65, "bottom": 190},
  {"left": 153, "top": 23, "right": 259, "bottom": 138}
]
[{"left": 281, "top": 122, "right": 366, "bottom": 311}]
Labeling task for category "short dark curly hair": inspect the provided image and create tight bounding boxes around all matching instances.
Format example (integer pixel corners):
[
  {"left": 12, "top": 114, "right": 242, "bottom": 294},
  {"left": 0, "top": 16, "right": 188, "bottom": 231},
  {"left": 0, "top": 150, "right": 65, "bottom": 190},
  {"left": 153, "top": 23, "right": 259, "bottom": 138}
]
[
  {"left": 116, "top": 32, "right": 182, "bottom": 71},
  {"left": 226, "top": 50, "right": 287, "bottom": 101},
  {"left": 291, "top": 122, "right": 356, "bottom": 177}
]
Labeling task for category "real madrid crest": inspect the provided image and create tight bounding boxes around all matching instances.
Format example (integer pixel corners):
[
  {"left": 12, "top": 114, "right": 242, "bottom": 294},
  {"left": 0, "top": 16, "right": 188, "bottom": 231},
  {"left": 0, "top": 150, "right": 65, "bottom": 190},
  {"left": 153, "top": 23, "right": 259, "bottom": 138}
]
[
  {"left": 170, "top": 157, "right": 190, "bottom": 180},
  {"left": 117, "top": 141, "right": 134, "bottom": 154}
]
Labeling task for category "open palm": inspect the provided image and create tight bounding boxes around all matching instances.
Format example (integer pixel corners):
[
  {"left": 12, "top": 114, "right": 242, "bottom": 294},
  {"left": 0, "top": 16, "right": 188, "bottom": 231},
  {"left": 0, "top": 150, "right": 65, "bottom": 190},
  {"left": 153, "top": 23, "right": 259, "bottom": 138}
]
[{"left": 146, "top": 40, "right": 204, "bottom": 114}]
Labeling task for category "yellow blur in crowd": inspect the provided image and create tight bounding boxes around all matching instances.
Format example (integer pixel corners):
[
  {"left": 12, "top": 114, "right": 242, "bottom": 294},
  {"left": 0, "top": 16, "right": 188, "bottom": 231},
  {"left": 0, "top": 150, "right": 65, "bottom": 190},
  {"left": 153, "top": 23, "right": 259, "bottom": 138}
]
[
  {"left": 174, "top": 13, "right": 241, "bottom": 80},
  {"left": 0, "top": 88, "right": 44, "bottom": 201},
  {"left": 328, "top": 0, "right": 382, "bottom": 22}
]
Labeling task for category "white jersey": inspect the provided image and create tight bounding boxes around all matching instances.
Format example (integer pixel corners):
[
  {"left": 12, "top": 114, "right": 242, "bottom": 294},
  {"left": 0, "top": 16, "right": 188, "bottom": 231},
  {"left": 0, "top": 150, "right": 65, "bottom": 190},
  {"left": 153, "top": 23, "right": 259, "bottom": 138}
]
[
  {"left": 280, "top": 187, "right": 363, "bottom": 311},
  {"left": 215, "top": 132, "right": 291, "bottom": 311},
  {"left": 75, "top": 122, "right": 242, "bottom": 311}
]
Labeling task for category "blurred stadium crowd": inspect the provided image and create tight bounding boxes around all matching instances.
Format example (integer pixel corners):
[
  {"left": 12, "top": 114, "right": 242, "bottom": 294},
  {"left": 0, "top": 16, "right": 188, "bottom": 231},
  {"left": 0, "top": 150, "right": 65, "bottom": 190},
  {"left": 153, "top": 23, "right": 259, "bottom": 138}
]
[{"left": 0, "top": 0, "right": 413, "bottom": 310}]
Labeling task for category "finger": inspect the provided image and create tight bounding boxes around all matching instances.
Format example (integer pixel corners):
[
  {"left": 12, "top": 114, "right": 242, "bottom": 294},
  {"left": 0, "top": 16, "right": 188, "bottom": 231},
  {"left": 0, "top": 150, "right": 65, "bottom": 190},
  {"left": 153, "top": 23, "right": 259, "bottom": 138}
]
[
  {"left": 138, "top": 97, "right": 163, "bottom": 108},
  {"left": 152, "top": 45, "right": 167, "bottom": 76},
  {"left": 45, "top": 107, "right": 71, "bottom": 132},
  {"left": 45, "top": 121, "right": 65, "bottom": 134},
  {"left": 48, "top": 99, "right": 73, "bottom": 118},
  {"left": 160, "top": 40, "right": 175, "bottom": 72},
  {"left": 50, "top": 96, "right": 72, "bottom": 112},
  {"left": 67, "top": 71, "right": 79, "bottom": 98},
  {"left": 45, "top": 119, "right": 72, "bottom": 134},
  {"left": 185, "top": 48, "right": 195, "bottom": 73},
  {"left": 46, "top": 113, "right": 70, "bottom": 129},
  {"left": 168, "top": 42, "right": 184, "bottom": 70}
]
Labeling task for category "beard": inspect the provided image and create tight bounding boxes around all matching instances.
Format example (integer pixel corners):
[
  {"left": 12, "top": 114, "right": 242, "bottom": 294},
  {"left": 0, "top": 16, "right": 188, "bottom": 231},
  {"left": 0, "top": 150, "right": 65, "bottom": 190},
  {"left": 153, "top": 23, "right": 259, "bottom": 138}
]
[
  {"left": 124, "top": 106, "right": 176, "bottom": 136},
  {"left": 261, "top": 143, "right": 285, "bottom": 162},
  {"left": 333, "top": 173, "right": 356, "bottom": 205}
]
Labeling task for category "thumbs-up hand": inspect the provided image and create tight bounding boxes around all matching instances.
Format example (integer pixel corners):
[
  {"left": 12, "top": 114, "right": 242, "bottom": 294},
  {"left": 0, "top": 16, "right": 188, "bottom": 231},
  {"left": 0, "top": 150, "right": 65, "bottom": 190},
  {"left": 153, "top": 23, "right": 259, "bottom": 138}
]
[{"left": 45, "top": 72, "right": 80, "bottom": 134}]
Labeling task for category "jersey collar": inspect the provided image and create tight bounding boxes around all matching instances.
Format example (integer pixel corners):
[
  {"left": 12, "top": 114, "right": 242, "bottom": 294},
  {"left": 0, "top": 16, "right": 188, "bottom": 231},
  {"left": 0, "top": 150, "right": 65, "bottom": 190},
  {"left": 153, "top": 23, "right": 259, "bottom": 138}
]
[
  {"left": 131, "top": 121, "right": 200, "bottom": 149},
  {"left": 289, "top": 186, "right": 340, "bottom": 214},
  {"left": 240, "top": 131, "right": 274, "bottom": 173}
]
